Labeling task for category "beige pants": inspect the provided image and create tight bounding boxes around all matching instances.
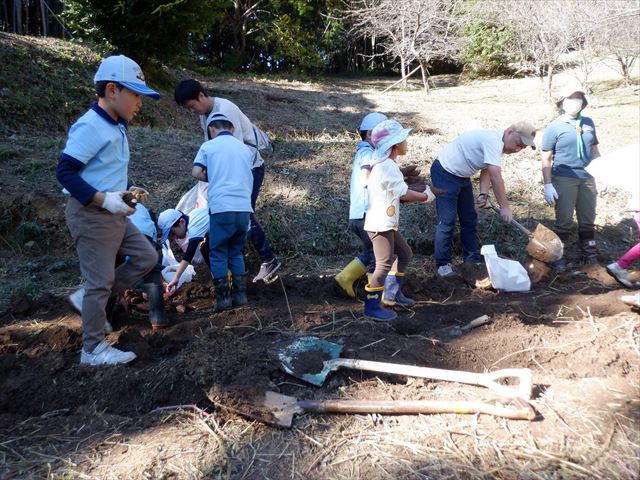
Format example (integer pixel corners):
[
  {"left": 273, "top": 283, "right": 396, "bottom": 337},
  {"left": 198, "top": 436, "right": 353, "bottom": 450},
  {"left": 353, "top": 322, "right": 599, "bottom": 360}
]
[
  {"left": 66, "top": 198, "right": 157, "bottom": 352},
  {"left": 367, "top": 230, "right": 413, "bottom": 288}
]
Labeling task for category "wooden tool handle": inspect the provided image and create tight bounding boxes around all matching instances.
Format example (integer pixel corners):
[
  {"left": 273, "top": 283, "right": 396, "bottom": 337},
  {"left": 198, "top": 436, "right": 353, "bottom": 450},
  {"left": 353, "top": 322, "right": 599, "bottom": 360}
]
[
  {"left": 490, "top": 206, "right": 532, "bottom": 237},
  {"left": 297, "top": 399, "right": 535, "bottom": 420},
  {"left": 330, "top": 359, "right": 533, "bottom": 400}
]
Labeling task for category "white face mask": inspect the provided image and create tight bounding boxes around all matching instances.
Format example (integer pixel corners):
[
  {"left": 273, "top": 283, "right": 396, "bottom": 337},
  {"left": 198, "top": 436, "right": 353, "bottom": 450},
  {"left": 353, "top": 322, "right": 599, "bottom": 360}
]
[{"left": 562, "top": 98, "right": 583, "bottom": 116}]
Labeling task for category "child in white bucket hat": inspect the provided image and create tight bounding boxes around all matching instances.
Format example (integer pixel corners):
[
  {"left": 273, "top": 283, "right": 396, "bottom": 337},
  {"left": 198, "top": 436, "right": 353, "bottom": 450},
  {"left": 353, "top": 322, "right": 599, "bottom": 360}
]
[
  {"left": 362, "top": 119, "right": 435, "bottom": 322},
  {"left": 334, "top": 112, "right": 388, "bottom": 299}
]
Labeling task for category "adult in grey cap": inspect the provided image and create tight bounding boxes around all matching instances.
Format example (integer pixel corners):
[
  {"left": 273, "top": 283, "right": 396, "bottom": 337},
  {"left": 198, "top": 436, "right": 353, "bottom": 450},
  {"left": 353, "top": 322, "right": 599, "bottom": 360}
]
[
  {"left": 431, "top": 122, "right": 536, "bottom": 278},
  {"left": 541, "top": 84, "right": 601, "bottom": 269}
]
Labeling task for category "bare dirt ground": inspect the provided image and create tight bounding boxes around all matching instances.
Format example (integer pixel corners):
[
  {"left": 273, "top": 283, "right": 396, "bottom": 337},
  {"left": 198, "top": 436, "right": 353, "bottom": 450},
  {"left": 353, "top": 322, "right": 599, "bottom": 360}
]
[{"left": 1, "top": 58, "right": 639, "bottom": 479}]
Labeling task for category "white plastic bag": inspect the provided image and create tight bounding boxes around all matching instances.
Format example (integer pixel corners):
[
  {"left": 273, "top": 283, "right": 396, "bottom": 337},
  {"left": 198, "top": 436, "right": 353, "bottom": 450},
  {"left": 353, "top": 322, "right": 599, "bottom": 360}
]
[
  {"left": 161, "top": 242, "right": 196, "bottom": 289},
  {"left": 175, "top": 181, "right": 209, "bottom": 214},
  {"left": 481, "top": 245, "right": 531, "bottom": 292}
]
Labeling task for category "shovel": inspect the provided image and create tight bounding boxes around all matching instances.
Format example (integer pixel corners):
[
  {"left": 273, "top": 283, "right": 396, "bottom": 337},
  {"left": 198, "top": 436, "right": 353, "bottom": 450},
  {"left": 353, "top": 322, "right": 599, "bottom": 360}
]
[
  {"left": 489, "top": 204, "right": 563, "bottom": 263},
  {"left": 278, "top": 336, "right": 533, "bottom": 400},
  {"left": 210, "top": 389, "right": 536, "bottom": 427}
]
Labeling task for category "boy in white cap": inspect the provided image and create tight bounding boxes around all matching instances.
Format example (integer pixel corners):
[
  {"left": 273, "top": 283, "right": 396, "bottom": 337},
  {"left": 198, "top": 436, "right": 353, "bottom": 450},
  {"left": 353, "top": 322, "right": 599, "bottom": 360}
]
[
  {"left": 334, "top": 112, "right": 388, "bottom": 298},
  {"left": 55, "top": 55, "right": 160, "bottom": 366},
  {"left": 158, "top": 205, "right": 211, "bottom": 293},
  {"left": 364, "top": 119, "right": 435, "bottom": 322},
  {"left": 191, "top": 113, "right": 254, "bottom": 311},
  {"left": 174, "top": 79, "right": 281, "bottom": 284},
  {"left": 431, "top": 122, "right": 536, "bottom": 278}
]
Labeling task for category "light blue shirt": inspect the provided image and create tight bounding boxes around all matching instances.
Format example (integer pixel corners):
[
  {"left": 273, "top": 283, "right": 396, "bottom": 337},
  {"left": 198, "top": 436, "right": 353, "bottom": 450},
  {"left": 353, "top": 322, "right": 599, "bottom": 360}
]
[
  {"left": 61, "top": 108, "right": 129, "bottom": 193},
  {"left": 187, "top": 206, "right": 210, "bottom": 239},
  {"left": 542, "top": 116, "right": 599, "bottom": 179},
  {"left": 129, "top": 203, "right": 156, "bottom": 239},
  {"left": 193, "top": 132, "right": 254, "bottom": 215},
  {"left": 349, "top": 141, "right": 375, "bottom": 219}
]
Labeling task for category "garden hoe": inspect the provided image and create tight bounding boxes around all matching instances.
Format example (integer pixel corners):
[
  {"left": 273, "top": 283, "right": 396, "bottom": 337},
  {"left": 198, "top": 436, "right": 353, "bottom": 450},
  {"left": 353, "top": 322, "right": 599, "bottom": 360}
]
[{"left": 278, "top": 336, "right": 533, "bottom": 400}]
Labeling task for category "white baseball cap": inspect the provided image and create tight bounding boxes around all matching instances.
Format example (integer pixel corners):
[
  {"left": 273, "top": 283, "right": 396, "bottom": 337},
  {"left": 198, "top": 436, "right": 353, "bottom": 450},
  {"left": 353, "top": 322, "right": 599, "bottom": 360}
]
[
  {"left": 359, "top": 112, "right": 388, "bottom": 131},
  {"left": 94, "top": 55, "right": 160, "bottom": 100},
  {"left": 158, "top": 209, "right": 183, "bottom": 243}
]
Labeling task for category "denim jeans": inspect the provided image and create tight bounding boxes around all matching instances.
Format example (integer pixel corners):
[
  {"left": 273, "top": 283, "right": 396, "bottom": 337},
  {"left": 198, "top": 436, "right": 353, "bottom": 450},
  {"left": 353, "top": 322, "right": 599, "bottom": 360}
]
[
  {"left": 249, "top": 165, "right": 275, "bottom": 262},
  {"left": 208, "top": 211, "right": 250, "bottom": 279},
  {"left": 430, "top": 159, "right": 480, "bottom": 266},
  {"left": 348, "top": 217, "right": 375, "bottom": 272}
]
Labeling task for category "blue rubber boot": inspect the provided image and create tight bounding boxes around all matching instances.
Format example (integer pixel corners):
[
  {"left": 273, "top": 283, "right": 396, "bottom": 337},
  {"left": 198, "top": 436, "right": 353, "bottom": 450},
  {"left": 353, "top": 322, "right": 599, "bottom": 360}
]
[
  {"left": 364, "top": 284, "right": 397, "bottom": 322},
  {"left": 382, "top": 272, "right": 415, "bottom": 307}
]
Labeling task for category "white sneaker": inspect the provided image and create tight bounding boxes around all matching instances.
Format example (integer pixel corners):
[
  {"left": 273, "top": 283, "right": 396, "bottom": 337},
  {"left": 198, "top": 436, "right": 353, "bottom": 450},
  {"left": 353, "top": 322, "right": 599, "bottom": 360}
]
[
  {"left": 69, "top": 287, "right": 113, "bottom": 333},
  {"left": 80, "top": 340, "right": 136, "bottom": 366},
  {"left": 621, "top": 293, "right": 640, "bottom": 308},
  {"left": 68, "top": 287, "right": 84, "bottom": 313},
  {"left": 606, "top": 262, "right": 632, "bottom": 287},
  {"left": 437, "top": 264, "right": 456, "bottom": 278}
]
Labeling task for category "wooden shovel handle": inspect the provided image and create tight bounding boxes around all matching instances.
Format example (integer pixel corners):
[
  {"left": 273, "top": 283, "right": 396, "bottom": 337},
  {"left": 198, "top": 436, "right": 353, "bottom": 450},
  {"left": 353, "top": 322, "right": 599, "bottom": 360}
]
[
  {"left": 297, "top": 399, "right": 535, "bottom": 420},
  {"left": 490, "top": 205, "right": 532, "bottom": 237},
  {"left": 329, "top": 359, "right": 533, "bottom": 400}
]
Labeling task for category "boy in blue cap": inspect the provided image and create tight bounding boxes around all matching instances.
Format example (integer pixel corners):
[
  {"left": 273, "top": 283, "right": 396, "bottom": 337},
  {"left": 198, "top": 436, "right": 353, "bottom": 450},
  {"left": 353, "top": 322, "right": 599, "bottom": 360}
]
[
  {"left": 334, "top": 112, "right": 388, "bottom": 298},
  {"left": 56, "top": 55, "right": 160, "bottom": 366}
]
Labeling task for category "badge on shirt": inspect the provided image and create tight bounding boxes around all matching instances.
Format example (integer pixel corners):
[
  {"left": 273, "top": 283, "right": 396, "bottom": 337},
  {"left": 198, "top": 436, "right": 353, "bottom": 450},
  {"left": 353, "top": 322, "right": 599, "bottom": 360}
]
[{"left": 386, "top": 205, "right": 395, "bottom": 217}]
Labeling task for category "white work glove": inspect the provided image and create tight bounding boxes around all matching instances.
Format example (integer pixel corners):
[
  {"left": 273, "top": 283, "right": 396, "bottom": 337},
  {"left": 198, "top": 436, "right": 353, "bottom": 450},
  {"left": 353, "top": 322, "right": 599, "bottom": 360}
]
[
  {"left": 543, "top": 184, "right": 558, "bottom": 206},
  {"left": 102, "top": 191, "right": 135, "bottom": 216},
  {"left": 423, "top": 185, "right": 436, "bottom": 204},
  {"left": 128, "top": 186, "right": 149, "bottom": 204}
]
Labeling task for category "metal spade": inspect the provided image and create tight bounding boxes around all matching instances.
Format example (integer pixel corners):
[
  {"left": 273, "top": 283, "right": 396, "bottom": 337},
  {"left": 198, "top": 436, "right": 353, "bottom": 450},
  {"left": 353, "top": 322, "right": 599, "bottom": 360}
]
[{"left": 278, "top": 336, "right": 533, "bottom": 400}]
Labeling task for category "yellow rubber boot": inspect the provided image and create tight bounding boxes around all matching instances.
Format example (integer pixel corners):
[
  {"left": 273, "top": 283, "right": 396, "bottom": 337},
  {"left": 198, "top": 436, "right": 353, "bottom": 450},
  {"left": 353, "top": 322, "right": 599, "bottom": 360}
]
[{"left": 335, "top": 258, "right": 367, "bottom": 298}]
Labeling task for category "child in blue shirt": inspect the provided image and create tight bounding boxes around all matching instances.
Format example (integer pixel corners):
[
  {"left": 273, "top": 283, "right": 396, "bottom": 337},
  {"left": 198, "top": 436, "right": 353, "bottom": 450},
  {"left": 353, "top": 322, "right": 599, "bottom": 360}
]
[
  {"left": 191, "top": 113, "right": 254, "bottom": 311},
  {"left": 334, "top": 112, "right": 388, "bottom": 298},
  {"left": 55, "top": 55, "right": 160, "bottom": 366},
  {"left": 158, "top": 205, "right": 210, "bottom": 293}
]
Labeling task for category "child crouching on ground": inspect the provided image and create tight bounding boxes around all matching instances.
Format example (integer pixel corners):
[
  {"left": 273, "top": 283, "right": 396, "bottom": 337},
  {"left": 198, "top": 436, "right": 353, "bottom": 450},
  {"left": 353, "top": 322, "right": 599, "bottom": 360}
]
[
  {"left": 191, "top": 113, "right": 254, "bottom": 311},
  {"left": 364, "top": 119, "right": 435, "bottom": 321},
  {"left": 158, "top": 205, "right": 210, "bottom": 295}
]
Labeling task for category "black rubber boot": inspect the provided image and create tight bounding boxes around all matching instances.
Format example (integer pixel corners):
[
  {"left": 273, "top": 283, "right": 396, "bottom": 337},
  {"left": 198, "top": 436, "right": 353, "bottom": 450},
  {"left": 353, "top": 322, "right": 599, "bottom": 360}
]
[
  {"left": 231, "top": 274, "right": 248, "bottom": 307},
  {"left": 579, "top": 231, "right": 598, "bottom": 265},
  {"left": 143, "top": 283, "right": 169, "bottom": 329},
  {"left": 213, "top": 277, "right": 232, "bottom": 312}
]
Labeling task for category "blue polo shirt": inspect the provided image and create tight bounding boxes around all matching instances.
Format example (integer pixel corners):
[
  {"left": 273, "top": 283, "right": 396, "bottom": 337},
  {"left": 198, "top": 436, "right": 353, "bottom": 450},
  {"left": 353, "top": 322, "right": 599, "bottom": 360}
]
[
  {"left": 193, "top": 132, "right": 253, "bottom": 215},
  {"left": 129, "top": 203, "right": 156, "bottom": 240},
  {"left": 56, "top": 103, "right": 129, "bottom": 205},
  {"left": 541, "top": 116, "right": 599, "bottom": 179},
  {"left": 349, "top": 141, "right": 375, "bottom": 220}
]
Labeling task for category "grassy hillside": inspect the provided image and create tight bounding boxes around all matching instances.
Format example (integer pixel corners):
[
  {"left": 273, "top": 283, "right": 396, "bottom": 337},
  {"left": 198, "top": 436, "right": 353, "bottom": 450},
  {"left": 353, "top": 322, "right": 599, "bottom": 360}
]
[{"left": 0, "top": 32, "right": 195, "bottom": 135}]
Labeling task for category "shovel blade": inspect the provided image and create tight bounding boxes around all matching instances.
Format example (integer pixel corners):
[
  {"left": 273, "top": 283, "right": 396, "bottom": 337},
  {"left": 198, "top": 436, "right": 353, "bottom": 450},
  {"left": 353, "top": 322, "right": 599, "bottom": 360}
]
[
  {"left": 527, "top": 224, "right": 564, "bottom": 263},
  {"left": 278, "top": 336, "right": 343, "bottom": 386}
]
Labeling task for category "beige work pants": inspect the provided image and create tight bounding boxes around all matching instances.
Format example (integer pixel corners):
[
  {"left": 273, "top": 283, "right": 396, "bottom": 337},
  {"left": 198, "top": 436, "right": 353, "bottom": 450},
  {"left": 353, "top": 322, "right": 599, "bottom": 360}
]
[{"left": 66, "top": 198, "right": 157, "bottom": 352}]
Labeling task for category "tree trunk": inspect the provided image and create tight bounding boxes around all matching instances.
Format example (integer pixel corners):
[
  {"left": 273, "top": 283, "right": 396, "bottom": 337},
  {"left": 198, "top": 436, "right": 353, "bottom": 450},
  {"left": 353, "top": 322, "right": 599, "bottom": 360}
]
[
  {"left": 400, "top": 55, "right": 407, "bottom": 87},
  {"left": 40, "top": 0, "right": 47, "bottom": 36},
  {"left": 545, "top": 63, "right": 555, "bottom": 101},
  {"left": 13, "top": 0, "right": 23, "bottom": 34},
  {"left": 419, "top": 60, "right": 429, "bottom": 94}
]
